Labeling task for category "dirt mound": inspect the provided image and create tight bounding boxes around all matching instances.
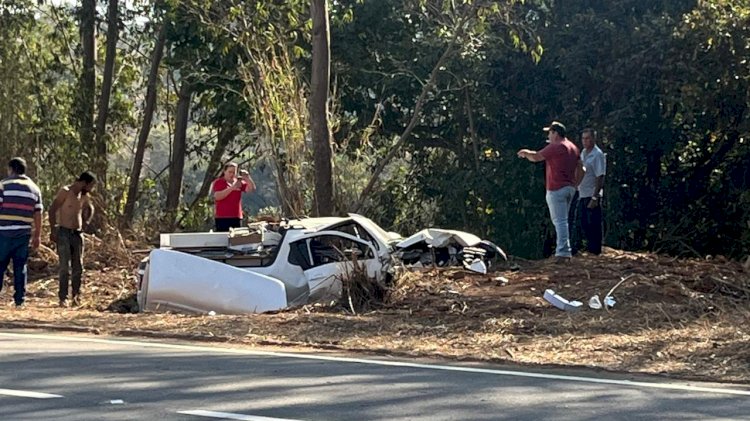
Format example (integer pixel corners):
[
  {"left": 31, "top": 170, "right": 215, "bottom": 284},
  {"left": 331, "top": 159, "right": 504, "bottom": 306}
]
[{"left": 2, "top": 247, "right": 749, "bottom": 383}]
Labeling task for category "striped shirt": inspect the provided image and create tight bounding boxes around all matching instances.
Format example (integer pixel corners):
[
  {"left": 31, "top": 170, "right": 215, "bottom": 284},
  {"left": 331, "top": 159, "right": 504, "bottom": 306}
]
[{"left": 0, "top": 175, "right": 43, "bottom": 237}]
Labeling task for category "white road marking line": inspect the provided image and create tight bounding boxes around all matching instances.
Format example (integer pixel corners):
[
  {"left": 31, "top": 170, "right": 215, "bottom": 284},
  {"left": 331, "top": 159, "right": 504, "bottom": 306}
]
[
  {"left": 177, "top": 410, "right": 301, "bottom": 421},
  {"left": 0, "top": 388, "right": 62, "bottom": 399},
  {"left": 2, "top": 331, "right": 749, "bottom": 397}
]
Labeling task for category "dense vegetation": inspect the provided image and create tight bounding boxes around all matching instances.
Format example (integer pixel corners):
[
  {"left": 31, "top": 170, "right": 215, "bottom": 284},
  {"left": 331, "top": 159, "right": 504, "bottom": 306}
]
[{"left": 1, "top": 0, "right": 747, "bottom": 259}]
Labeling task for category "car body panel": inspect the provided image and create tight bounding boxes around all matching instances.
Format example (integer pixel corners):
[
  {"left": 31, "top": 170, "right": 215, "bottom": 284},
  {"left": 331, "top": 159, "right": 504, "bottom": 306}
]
[
  {"left": 396, "top": 228, "right": 483, "bottom": 249},
  {"left": 140, "top": 249, "right": 287, "bottom": 314},
  {"left": 286, "top": 213, "right": 398, "bottom": 260},
  {"left": 137, "top": 228, "right": 383, "bottom": 314},
  {"left": 289, "top": 231, "right": 382, "bottom": 301}
]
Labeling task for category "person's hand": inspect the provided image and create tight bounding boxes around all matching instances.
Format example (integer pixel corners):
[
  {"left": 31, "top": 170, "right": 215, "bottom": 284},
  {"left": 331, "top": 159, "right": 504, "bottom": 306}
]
[
  {"left": 50, "top": 229, "right": 58, "bottom": 244},
  {"left": 232, "top": 179, "right": 243, "bottom": 191},
  {"left": 587, "top": 198, "right": 600, "bottom": 209},
  {"left": 516, "top": 149, "right": 528, "bottom": 159},
  {"left": 32, "top": 236, "right": 41, "bottom": 250}
]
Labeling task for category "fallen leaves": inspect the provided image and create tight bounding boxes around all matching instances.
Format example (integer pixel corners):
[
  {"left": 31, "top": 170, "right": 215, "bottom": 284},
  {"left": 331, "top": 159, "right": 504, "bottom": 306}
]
[{"left": 1, "top": 247, "right": 749, "bottom": 383}]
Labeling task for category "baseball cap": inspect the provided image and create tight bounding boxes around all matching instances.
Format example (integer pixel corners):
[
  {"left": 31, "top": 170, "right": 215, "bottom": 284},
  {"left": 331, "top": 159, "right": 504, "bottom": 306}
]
[{"left": 543, "top": 121, "right": 566, "bottom": 135}]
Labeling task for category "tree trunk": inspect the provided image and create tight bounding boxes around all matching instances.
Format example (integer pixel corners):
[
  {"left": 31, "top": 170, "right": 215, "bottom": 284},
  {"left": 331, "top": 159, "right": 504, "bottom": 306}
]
[
  {"left": 123, "top": 24, "right": 167, "bottom": 226},
  {"left": 464, "top": 87, "right": 480, "bottom": 171},
  {"left": 93, "top": 0, "right": 120, "bottom": 188},
  {"left": 310, "top": 0, "right": 334, "bottom": 216},
  {"left": 185, "top": 121, "right": 238, "bottom": 216},
  {"left": 79, "top": 0, "right": 96, "bottom": 161},
  {"left": 164, "top": 82, "right": 193, "bottom": 230}
]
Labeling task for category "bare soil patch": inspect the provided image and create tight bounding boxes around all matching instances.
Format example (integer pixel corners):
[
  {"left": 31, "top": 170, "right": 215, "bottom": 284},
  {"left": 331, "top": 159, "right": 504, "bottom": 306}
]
[{"left": 2, "top": 244, "right": 749, "bottom": 383}]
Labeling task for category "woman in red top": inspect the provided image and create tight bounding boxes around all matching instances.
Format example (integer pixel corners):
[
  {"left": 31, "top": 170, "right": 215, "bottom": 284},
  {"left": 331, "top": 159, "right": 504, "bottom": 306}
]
[{"left": 210, "top": 162, "right": 256, "bottom": 232}]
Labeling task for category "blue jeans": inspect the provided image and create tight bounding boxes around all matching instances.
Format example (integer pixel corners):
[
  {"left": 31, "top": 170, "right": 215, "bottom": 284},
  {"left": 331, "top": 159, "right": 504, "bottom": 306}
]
[
  {"left": 0, "top": 235, "right": 30, "bottom": 305},
  {"left": 546, "top": 186, "right": 576, "bottom": 257}
]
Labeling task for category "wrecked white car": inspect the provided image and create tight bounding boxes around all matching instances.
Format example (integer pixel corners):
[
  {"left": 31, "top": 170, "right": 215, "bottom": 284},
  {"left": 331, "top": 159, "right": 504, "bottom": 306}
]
[
  {"left": 136, "top": 214, "right": 398, "bottom": 314},
  {"left": 136, "top": 214, "right": 505, "bottom": 315}
]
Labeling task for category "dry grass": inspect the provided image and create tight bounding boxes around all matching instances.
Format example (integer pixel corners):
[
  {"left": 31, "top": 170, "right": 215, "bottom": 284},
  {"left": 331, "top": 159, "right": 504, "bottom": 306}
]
[
  {"left": 1, "top": 246, "right": 749, "bottom": 383},
  {"left": 335, "top": 259, "right": 388, "bottom": 314}
]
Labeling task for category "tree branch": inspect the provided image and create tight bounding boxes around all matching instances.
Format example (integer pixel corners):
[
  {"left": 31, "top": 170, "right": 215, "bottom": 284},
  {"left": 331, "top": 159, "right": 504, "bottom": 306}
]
[{"left": 351, "top": 12, "right": 471, "bottom": 212}]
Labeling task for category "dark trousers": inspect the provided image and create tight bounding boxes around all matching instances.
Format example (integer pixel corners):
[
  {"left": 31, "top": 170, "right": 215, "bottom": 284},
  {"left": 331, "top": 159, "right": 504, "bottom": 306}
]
[
  {"left": 0, "top": 234, "right": 30, "bottom": 305},
  {"left": 579, "top": 197, "right": 603, "bottom": 255},
  {"left": 57, "top": 227, "right": 84, "bottom": 302},
  {"left": 568, "top": 192, "right": 581, "bottom": 255},
  {"left": 215, "top": 217, "right": 242, "bottom": 232}
]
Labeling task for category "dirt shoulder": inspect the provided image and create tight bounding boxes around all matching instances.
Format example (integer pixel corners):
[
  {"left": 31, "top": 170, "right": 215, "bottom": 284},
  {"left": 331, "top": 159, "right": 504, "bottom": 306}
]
[{"left": 2, "top": 247, "right": 749, "bottom": 383}]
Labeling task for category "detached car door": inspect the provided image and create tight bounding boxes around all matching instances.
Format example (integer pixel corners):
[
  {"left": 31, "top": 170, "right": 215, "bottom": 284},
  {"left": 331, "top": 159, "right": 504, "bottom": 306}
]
[{"left": 288, "top": 231, "right": 382, "bottom": 301}]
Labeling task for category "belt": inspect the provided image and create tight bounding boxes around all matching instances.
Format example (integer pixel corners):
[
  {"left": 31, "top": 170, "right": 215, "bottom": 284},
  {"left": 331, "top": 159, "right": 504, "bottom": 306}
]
[{"left": 58, "top": 227, "right": 82, "bottom": 235}]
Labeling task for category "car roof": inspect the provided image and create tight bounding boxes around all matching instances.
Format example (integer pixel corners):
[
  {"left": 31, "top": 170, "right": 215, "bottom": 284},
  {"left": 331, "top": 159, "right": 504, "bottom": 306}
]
[
  {"left": 284, "top": 217, "right": 348, "bottom": 230},
  {"left": 283, "top": 214, "right": 401, "bottom": 250}
]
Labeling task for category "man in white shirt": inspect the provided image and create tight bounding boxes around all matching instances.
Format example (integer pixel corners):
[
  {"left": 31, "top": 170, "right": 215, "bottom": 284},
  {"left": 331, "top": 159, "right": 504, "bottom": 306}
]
[{"left": 576, "top": 128, "right": 606, "bottom": 255}]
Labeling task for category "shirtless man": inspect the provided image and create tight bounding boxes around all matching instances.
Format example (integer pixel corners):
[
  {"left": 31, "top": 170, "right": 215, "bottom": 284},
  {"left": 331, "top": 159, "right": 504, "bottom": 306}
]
[{"left": 48, "top": 171, "right": 96, "bottom": 307}]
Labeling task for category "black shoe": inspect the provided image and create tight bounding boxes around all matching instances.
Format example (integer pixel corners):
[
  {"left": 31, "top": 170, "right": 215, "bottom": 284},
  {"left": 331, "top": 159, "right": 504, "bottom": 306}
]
[{"left": 554, "top": 256, "right": 571, "bottom": 264}]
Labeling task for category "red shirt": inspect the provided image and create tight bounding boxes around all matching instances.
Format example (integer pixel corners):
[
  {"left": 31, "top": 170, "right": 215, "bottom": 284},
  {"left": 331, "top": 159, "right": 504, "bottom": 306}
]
[
  {"left": 212, "top": 178, "right": 248, "bottom": 218},
  {"left": 539, "top": 139, "right": 580, "bottom": 191}
]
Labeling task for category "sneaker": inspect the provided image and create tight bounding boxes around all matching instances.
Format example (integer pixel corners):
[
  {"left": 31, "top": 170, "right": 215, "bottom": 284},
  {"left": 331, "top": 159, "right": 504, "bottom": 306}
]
[
  {"left": 553, "top": 256, "right": 571, "bottom": 264},
  {"left": 71, "top": 296, "right": 80, "bottom": 307},
  {"left": 59, "top": 299, "right": 69, "bottom": 308},
  {"left": 13, "top": 302, "right": 25, "bottom": 309}
]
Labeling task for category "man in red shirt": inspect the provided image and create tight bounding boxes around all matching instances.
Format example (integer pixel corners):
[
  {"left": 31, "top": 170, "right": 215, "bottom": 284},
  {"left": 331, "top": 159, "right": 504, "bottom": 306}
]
[
  {"left": 517, "top": 121, "right": 582, "bottom": 262},
  {"left": 211, "top": 162, "right": 256, "bottom": 232}
]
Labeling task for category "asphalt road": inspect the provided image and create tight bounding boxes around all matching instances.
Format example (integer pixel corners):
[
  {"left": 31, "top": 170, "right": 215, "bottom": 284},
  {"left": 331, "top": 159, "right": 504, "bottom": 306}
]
[{"left": 0, "top": 331, "right": 748, "bottom": 420}]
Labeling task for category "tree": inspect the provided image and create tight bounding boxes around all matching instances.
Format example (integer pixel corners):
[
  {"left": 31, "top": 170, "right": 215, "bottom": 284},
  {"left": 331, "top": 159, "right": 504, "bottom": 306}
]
[
  {"left": 164, "top": 80, "right": 192, "bottom": 229},
  {"left": 79, "top": 0, "right": 96, "bottom": 163},
  {"left": 345, "top": 0, "right": 542, "bottom": 212},
  {"left": 183, "top": 0, "right": 311, "bottom": 217},
  {"left": 0, "top": 1, "right": 82, "bottom": 197},
  {"left": 310, "top": 0, "right": 335, "bottom": 216},
  {"left": 93, "top": 0, "right": 120, "bottom": 187},
  {"left": 123, "top": 23, "right": 167, "bottom": 226},
  {"left": 3, "top": 0, "right": 746, "bottom": 260}
]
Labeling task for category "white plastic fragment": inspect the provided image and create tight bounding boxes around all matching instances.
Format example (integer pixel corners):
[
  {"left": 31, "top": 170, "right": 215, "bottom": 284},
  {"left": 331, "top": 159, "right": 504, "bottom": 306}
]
[
  {"left": 543, "top": 289, "right": 583, "bottom": 312},
  {"left": 604, "top": 296, "right": 616, "bottom": 308},
  {"left": 588, "top": 295, "right": 602, "bottom": 310},
  {"left": 110, "top": 400, "right": 124, "bottom": 405},
  {"left": 467, "top": 259, "right": 487, "bottom": 274}
]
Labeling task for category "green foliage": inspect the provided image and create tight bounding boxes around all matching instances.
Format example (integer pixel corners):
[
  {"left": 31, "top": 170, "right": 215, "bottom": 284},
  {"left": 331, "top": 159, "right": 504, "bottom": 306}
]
[
  {"left": 331, "top": 0, "right": 750, "bottom": 259},
  {"left": 2, "top": 0, "right": 748, "bottom": 261},
  {"left": 164, "top": 0, "right": 313, "bottom": 218},
  {"left": 0, "top": 2, "right": 81, "bottom": 193},
  {"left": 178, "top": 196, "right": 213, "bottom": 231}
]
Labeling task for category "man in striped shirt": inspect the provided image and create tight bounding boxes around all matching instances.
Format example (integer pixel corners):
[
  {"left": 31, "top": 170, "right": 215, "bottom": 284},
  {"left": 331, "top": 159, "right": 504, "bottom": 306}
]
[{"left": 0, "top": 157, "right": 43, "bottom": 307}]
